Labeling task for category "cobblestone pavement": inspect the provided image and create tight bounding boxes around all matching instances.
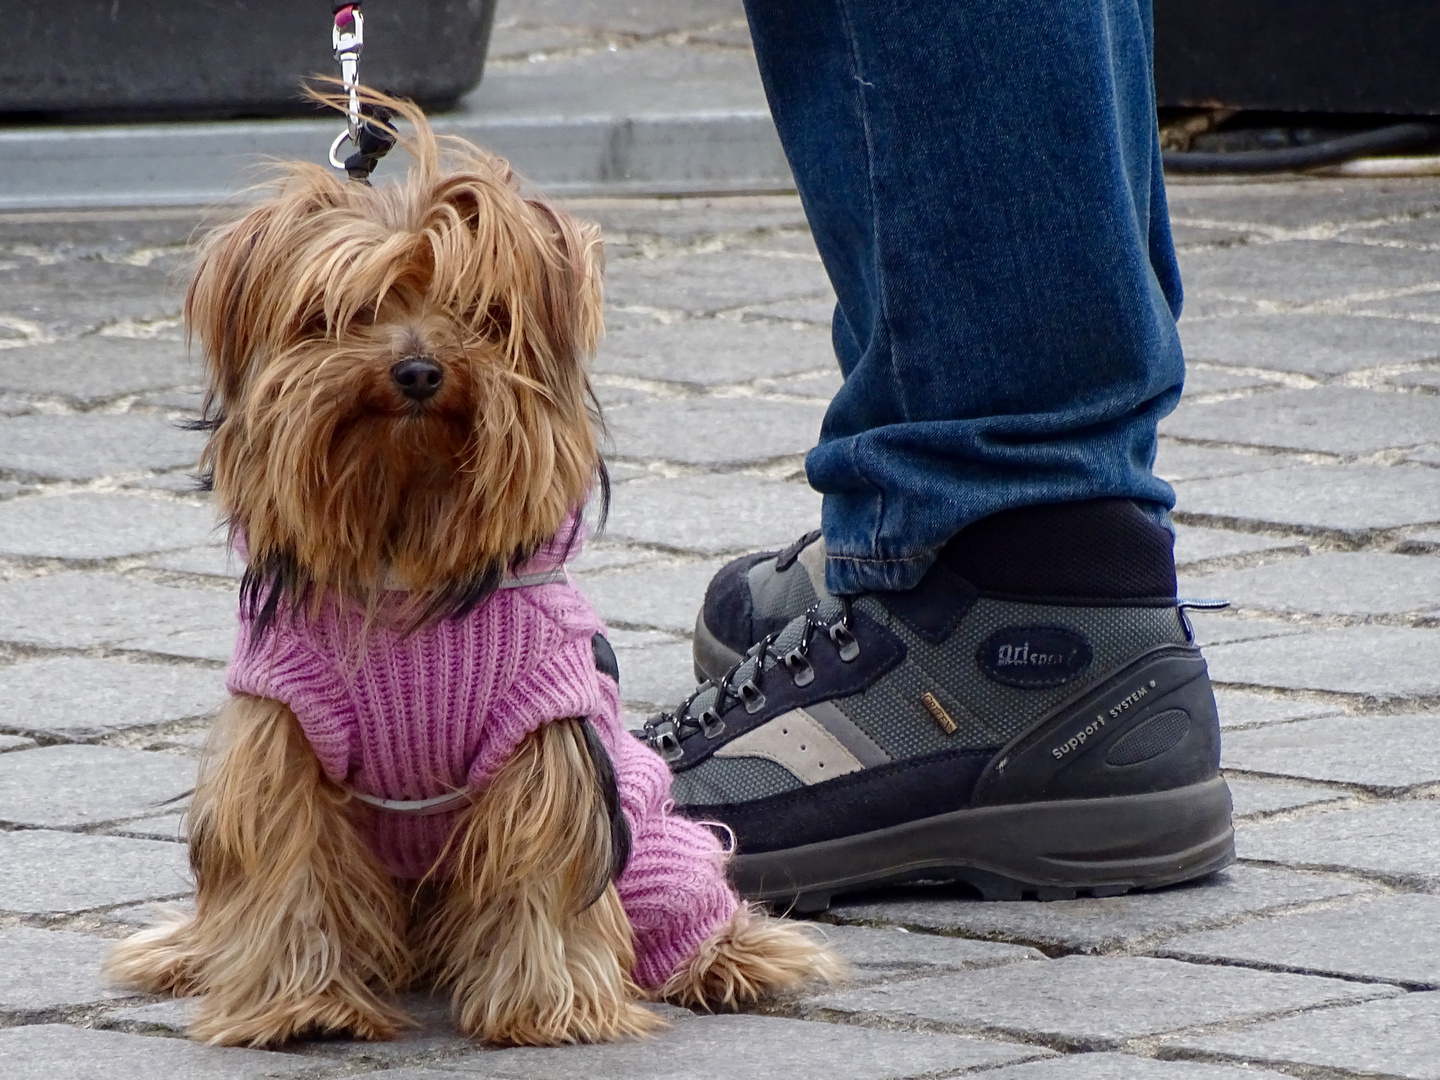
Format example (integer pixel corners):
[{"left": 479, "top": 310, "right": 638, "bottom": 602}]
[{"left": 2, "top": 176, "right": 1440, "bottom": 1079}]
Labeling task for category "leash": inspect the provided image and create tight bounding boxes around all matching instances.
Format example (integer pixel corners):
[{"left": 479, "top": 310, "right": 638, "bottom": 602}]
[{"left": 327, "top": 2, "right": 395, "bottom": 183}]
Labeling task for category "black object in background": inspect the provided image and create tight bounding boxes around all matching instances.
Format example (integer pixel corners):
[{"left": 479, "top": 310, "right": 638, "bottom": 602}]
[
  {"left": 0, "top": 0, "right": 497, "bottom": 119},
  {"left": 1154, "top": 0, "right": 1440, "bottom": 115}
]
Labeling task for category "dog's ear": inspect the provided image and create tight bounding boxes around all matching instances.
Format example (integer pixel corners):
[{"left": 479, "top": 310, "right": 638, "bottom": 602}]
[
  {"left": 522, "top": 200, "right": 604, "bottom": 378},
  {"left": 184, "top": 201, "right": 282, "bottom": 412}
]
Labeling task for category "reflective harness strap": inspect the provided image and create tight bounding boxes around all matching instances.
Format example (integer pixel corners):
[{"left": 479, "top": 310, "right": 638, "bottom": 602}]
[{"left": 341, "top": 566, "right": 572, "bottom": 815}]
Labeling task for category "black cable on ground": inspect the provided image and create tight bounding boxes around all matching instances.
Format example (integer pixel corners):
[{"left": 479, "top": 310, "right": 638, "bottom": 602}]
[{"left": 1163, "top": 120, "right": 1440, "bottom": 175}]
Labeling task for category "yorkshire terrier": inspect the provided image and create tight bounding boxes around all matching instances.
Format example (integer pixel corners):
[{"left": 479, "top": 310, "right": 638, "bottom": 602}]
[{"left": 105, "top": 93, "right": 837, "bottom": 1048}]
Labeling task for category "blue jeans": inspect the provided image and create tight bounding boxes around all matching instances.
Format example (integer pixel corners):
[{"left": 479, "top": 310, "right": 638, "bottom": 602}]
[{"left": 742, "top": 0, "right": 1185, "bottom": 594}]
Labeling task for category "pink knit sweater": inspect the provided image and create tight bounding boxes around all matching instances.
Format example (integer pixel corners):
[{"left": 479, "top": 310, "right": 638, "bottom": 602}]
[{"left": 225, "top": 532, "right": 738, "bottom": 990}]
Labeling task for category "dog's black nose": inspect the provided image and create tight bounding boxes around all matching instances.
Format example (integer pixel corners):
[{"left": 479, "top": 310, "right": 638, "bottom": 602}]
[{"left": 391, "top": 357, "right": 443, "bottom": 402}]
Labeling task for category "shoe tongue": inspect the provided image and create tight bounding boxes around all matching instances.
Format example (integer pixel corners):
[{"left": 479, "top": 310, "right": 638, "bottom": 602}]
[{"left": 681, "top": 597, "right": 846, "bottom": 720}]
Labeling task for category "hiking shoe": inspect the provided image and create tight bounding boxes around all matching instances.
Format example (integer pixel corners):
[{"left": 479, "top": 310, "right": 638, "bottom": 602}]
[
  {"left": 694, "top": 529, "right": 828, "bottom": 682},
  {"left": 644, "top": 499, "right": 1234, "bottom": 911}
]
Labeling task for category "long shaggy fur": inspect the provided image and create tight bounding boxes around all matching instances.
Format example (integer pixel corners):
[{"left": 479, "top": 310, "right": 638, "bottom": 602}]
[
  {"left": 420, "top": 719, "right": 662, "bottom": 1045},
  {"left": 105, "top": 695, "right": 415, "bottom": 1046},
  {"left": 660, "top": 906, "right": 844, "bottom": 1010},
  {"left": 107, "top": 92, "right": 839, "bottom": 1047}
]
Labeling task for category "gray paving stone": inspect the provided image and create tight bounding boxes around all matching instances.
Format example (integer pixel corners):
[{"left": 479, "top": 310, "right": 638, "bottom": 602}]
[
  {"left": 575, "top": 559, "right": 725, "bottom": 635},
  {"left": 108, "top": 812, "right": 188, "bottom": 841},
  {"left": 806, "top": 955, "right": 1394, "bottom": 1050},
  {"left": 1213, "top": 688, "right": 1345, "bottom": 729},
  {"left": 0, "top": 414, "right": 202, "bottom": 481},
  {"left": 1182, "top": 611, "right": 1311, "bottom": 648},
  {"left": 1162, "top": 386, "right": 1440, "bottom": 455},
  {"left": 806, "top": 922, "right": 1042, "bottom": 984},
  {"left": 1154, "top": 444, "right": 1298, "bottom": 484},
  {"left": 0, "top": 571, "right": 235, "bottom": 661},
  {"left": 0, "top": 338, "right": 199, "bottom": 404},
  {"left": 604, "top": 473, "right": 821, "bottom": 554},
  {"left": 0, "top": 656, "right": 223, "bottom": 741},
  {"left": 0, "top": 1024, "right": 313, "bottom": 1080},
  {"left": 595, "top": 319, "right": 834, "bottom": 385},
  {"left": 1172, "top": 525, "right": 1307, "bottom": 571},
  {"left": 825, "top": 865, "right": 1373, "bottom": 953},
  {"left": 1166, "top": 178, "right": 1440, "bottom": 230},
  {"left": 1173, "top": 465, "right": 1440, "bottom": 538},
  {"left": 566, "top": 542, "right": 657, "bottom": 574},
  {"left": 1180, "top": 240, "right": 1440, "bottom": 307},
  {"left": 1201, "top": 625, "right": 1440, "bottom": 699},
  {"left": 608, "top": 629, "right": 696, "bottom": 708},
  {"left": 308, "top": 1002, "right": 692, "bottom": 1071},
  {"left": 1165, "top": 992, "right": 1440, "bottom": 1080},
  {"left": 0, "top": 259, "right": 181, "bottom": 338},
  {"left": 764, "top": 367, "right": 844, "bottom": 400},
  {"left": 1238, "top": 801, "right": 1440, "bottom": 886},
  {"left": 102, "top": 897, "right": 196, "bottom": 930},
  {"left": 573, "top": 195, "right": 810, "bottom": 245},
  {"left": 1353, "top": 289, "right": 1440, "bottom": 321},
  {"left": 1399, "top": 525, "right": 1440, "bottom": 554},
  {"left": 100, "top": 996, "right": 198, "bottom": 1033},
  {"left": 741, "top": 294, "right": 839, "bottom": 324},
  {"left": 0, "top": 830, "right": 190, "bottom": 912},
  {"left": 101, "top": 993, "right": 479, "bottom": 1068},
  {"left": 1222, "top": 712, "right": 1440, "bottom": 791},
  {"left": 1390, "top": 365, "right": 1440, "bottom": 391},
  {"left": 492, "top": 0, "right": 746, "bottom": 37},
  {"left": 606, "top": 250, "right": 833, "bottom": 314},
  {"left": 1157, "top": 893, "right": 1440, "bottom": 988},
  {"left": 1407, "top": 445, "right": 1440, "bottom": 468},
  {"left": 0, "top": 745, "right": 195, "bottom": 826},
  {"left": 1184, "top": 552, "right": 1440, "bottom": 618},
  {"left": 123, "top": 467, "right": 207, "bottom": 492},
  {"left": 1225, "top": 775, "right": 1347, "bottom": 818},
  {"left": 0, "top": 927, "right": 131, "bottom": 1012},
  {"left": 146, "top": 544, "right": 244, "bottom": 579},
  {"left": 1178, "top": 313, "right": 1440, "bottom": 376},
  {"left": 0, "top": 210, "right": 201, "bottom": 253},
  {"left": 0, "top": 492, "right": 216, "bottom": 560},
  {"left": 981, "top": 1054, "right": 1293, "bottom": 1080},
  {"left": 448, "top": 1013, "right": 1047, "bottom": 1079},
  {"left": 1178, "top": 366, "right": 1284, "bottom": 397},
  {"left": 605, "top": 397, "right": 826, "bottom": 464}
]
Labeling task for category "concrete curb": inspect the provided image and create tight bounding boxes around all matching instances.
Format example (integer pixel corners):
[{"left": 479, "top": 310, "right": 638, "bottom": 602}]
[{"left": 0, "top": 109, "right": 795, "bottom": 210}]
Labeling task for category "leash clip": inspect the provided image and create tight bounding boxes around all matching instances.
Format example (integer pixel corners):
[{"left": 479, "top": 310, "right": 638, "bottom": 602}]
[{"left": 330, "top": 3, "right": 366, "bottom": 165}]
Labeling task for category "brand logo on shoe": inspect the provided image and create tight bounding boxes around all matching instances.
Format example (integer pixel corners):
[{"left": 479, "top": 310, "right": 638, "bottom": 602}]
[{"left": 977, "top": 627, "right": 1092, "bottom": 688}]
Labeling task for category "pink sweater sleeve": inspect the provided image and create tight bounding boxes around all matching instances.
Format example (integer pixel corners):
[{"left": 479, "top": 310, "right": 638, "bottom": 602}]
[
  {"left": 589, "top": 679, "right": 740, "bottom": 990},
  {"left": 225, "top": 618, "right": 357, "bottom": 784}
]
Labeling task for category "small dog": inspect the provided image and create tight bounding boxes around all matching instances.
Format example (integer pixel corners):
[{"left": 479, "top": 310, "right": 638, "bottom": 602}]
[{"left": 106, "top": 94, "right": 836, "bottom": 1048}]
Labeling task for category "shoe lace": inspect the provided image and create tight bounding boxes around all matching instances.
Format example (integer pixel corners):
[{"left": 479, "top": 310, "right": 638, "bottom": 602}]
[{"left": 641, "top": 595, "right": 859, "bottom": 763}]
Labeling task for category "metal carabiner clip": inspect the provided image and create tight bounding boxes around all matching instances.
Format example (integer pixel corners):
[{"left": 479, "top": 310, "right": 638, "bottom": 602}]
[{"left": 330, "top": 4, "right": 366, "bottom": 168}]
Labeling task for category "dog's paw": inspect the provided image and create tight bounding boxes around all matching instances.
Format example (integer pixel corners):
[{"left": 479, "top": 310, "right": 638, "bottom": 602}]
[
  {"left": 104, "top": 915, "right": 203, "bottom": 996},
  {"left": 456, "top": 994, "right": 663, "bottom": 1047},
  {"left": 660, "top": 905, "right": 844, "bottom": 1010},
  {"left": 189, "top": 988, "right": 412, "bottom": 1047}
]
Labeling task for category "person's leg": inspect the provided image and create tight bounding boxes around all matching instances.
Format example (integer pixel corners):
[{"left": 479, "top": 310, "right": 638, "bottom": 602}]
[
  {"left": 643, "top": 0, "right": 1231, "bottom": 909},
  {"left": 750, "top": 0, "right": 1184, "bottom": 595}
]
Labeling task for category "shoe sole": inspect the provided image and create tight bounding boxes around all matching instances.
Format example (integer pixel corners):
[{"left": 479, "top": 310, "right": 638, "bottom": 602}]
[
  {"left": 727, "top": 775, "right": 1234, "bottom": 911},
  {"left": 693, "top": 611, "right": 744, "bottom": 683}
]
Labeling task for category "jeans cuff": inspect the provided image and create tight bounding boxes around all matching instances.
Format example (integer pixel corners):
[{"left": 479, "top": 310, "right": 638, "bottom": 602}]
[{"left": 825, "top": 549, "right": 938, "bottom": 595}]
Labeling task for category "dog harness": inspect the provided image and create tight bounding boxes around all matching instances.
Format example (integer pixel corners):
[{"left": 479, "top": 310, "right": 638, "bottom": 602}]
[{"left": 225, "top": 532, "right": 738, "bottom": 990}]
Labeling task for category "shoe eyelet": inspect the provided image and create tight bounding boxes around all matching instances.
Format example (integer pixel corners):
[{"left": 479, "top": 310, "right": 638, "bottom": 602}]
[
  {"left": 828, "top": 621, "right": 860, "bottom": 662},
  {"left": 647, "top": 718, "right": 684, "bottom": 763},
  {"left": 700, "top": 708, "right": 725, "bottom": 739},
  {"left": 738, "top": 679, "right": 767, "bottom": 715},
  {"left": 784, "top": 649, "right": 814, "bottom": 687}
]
